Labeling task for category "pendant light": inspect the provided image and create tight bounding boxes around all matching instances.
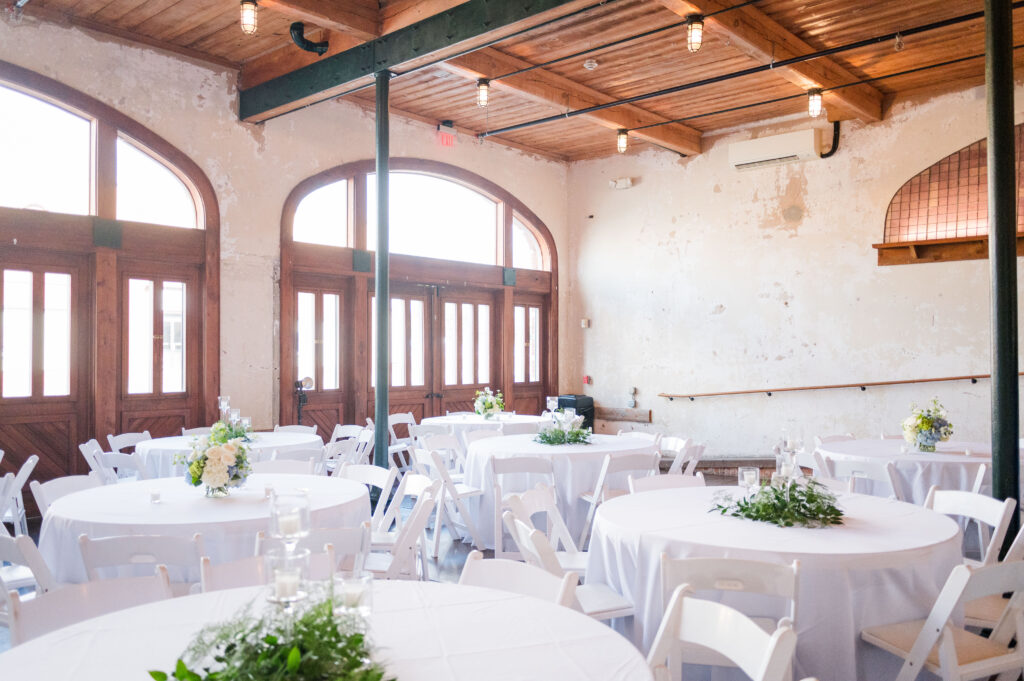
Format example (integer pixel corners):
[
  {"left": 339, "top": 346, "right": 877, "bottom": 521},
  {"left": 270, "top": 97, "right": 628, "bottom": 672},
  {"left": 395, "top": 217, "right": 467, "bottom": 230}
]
[
  {"left": 477, "top": 79, "right": 490, "bottom": 108},
  {"left": 617, "top": 129, "right": 628, "bottom": 153},
  {"left": 686, "top": 14, "right": 704, "bottom": 53},
  {"left": 240, "top": 0, "right": 258, "bottom": 36},
  {"left": 807, "top": 88, "right": 823, "bottom": 118}
]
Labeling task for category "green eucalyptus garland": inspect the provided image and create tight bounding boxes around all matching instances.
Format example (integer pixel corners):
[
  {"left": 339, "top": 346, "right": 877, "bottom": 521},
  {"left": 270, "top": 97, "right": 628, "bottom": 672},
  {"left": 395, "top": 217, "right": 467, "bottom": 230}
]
[
  {"left": 534, "top": 427, "right": 592, "bottom": 445},
  {"left": 712, "top": 479, "right": 844, "bottom": 528}
]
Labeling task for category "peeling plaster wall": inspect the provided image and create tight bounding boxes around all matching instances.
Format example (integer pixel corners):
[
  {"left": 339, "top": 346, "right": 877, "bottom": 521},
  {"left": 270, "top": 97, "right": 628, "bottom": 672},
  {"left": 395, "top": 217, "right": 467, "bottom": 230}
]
[
  {"left": 566, "top": 85, "right": 1024, "bottom": 456},
  {"left": 0, "top": 17, "right": 569, "bottom": 429}
]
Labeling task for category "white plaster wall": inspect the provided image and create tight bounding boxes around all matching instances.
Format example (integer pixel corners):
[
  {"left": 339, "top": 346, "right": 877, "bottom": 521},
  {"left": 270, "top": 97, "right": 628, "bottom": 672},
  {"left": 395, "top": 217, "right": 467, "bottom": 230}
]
[
  {"left": 0, "top": 16, "right": 569, "bottom": 429},
  {"left": 566, "top": 85, "right": 1024, "bottom": 456}
]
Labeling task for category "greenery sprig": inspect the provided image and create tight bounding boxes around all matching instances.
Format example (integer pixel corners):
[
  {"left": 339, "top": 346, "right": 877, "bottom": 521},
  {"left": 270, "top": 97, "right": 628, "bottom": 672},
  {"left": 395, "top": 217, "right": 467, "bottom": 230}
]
[
  {"left": 535, "top": 427, "right": 592, "bottom": 445},
  {"left": 712, "top": 479, "right": 844, "bottom": 528},
  {"left": 149, "top": 597, "right": 392, "bottom": 681}
]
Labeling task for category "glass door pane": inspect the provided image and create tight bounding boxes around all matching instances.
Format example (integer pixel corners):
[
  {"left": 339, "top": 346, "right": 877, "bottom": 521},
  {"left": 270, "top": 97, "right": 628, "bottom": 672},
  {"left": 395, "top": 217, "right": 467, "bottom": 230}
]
[
  {"left": 2, "top": 270, "right": 33, "bottom": 398},
  {"left": 161, "top": 281, "right": 186, "bottom": 393},
  {"left": 127, "top": 278, "right": 154, "bottom": 394},
  {"left": 43, "top": 272, "right": 72, "bottom": 396},
  {"left": 323, "top": 293, "right": 340, "bottom": 390},
  {"left": 297, "top": 291, "right": 316, "bottom": 389}
]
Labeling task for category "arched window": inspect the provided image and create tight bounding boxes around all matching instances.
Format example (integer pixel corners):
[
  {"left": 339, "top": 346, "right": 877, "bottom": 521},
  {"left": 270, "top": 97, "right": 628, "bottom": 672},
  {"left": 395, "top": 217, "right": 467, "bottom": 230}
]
[
  {"left": 0, "top": 60, "right": 220, "bottom": 491},
  {"left": 281, "top": 159, "right": 557, "bottom": 432}
]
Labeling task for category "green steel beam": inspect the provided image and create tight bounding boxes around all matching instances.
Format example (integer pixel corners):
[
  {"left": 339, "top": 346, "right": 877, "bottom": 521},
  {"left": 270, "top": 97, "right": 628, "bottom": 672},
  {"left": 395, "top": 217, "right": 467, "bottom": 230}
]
[
  {"left": 372, "top": 70, "right": 391, "bottom": 471},
  {"left": 239, "top": 0, "right": 598, "bottom": 122}
]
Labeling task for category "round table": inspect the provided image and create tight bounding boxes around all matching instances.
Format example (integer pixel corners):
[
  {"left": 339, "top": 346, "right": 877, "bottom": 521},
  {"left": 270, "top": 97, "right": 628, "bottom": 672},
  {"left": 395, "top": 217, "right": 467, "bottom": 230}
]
[
  {"left": 136, "top": 432, "right": 324, "bottom": 478},
  {"left": 464, "top": 433, "right": 656, "bottom": 549},
  {"left": 586, "top": 486, "right": 961, "bottom": 681},
  {"left": 38, "top": 474, "right": 369, "bottom": 583},
  {"left": 422, "top": 413, "right": 549, "bottom": 437},
  {"left": 0, "top": 581, "right": 653, "bottom": 681},
  {"left": 817, "top": 439, "right": 993, "bottom": 503}
]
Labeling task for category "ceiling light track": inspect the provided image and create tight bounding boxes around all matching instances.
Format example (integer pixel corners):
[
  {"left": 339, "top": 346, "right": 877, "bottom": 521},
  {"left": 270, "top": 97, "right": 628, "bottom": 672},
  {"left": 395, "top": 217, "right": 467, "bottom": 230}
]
[{"left": 478, "top": 2, "right": 1024, "bottom": 141}]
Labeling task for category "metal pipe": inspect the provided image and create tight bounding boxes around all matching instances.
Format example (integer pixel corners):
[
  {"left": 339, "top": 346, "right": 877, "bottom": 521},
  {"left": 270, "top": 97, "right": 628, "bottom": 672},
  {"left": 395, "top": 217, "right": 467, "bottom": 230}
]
[
  {"left": 373, "top": 70, "right": 391, "bottom": 470},
  {"left": 479, "top": 3, "right": 1024, "bottom": 140},
  {"left": 985, "top": 0, "right": 1019, "bottom": 551}
]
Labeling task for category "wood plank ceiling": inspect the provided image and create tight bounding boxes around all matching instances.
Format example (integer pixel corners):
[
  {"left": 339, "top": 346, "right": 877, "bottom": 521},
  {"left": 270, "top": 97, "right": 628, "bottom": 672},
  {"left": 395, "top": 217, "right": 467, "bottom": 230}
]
[{"left": 17, "top": 0, "right": 1024, "bottom": 161}]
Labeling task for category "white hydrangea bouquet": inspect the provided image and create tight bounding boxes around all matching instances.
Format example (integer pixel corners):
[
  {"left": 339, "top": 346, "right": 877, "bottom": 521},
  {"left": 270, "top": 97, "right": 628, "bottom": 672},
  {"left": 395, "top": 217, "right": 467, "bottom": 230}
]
[
  {"left": 902, "top": 398, "right": 954, "bottom": 453},
  {"left": 473, "top": 387, "right": 504, "bottom": 418},
  {"left": 178, "top": 421, "right": 252, "bottom": 496}
]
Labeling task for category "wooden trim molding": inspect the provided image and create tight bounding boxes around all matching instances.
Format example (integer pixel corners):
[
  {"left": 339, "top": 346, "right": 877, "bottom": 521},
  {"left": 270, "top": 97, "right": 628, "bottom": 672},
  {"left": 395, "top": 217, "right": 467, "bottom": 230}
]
[{"left": 872, "top": 234, "right": 1024, "bottom": 265}]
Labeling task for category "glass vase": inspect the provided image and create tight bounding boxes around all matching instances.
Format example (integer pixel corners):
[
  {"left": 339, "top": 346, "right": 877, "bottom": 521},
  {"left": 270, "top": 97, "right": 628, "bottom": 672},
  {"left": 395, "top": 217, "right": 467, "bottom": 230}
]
[{"left": 205, "top": 485, "right": 230, "bottom": 498}]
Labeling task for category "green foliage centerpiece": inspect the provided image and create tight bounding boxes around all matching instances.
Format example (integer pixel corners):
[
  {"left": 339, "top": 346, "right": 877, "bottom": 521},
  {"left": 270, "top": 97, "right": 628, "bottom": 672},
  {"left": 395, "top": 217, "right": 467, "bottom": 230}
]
[
  {"left": 176, "top": 420, "right": 253, "bottom": 497},
  {"left": 712, "top": 479, "right": 844, "bottom": 528},
  {"left": 535, "top": 410, "right": 592, "bottom": 445},
  {"left": 149, "top": 595, "right": 392, "bottom": 681}
]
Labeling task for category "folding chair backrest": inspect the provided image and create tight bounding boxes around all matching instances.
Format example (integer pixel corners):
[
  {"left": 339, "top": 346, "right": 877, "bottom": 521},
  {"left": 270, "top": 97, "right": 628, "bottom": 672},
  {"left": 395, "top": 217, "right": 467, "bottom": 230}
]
[
  {"left": 421, "top": 434, "right": 465, "bottom": 470},
  {"left": 597, "top": 452, "right": 660, "bottom": 499},
  {"left": 629, "top": 472, "right": 706, "bottom": 494},
  {"left": 0, "top": 534, "right": 56, "bottom": 593},
  {"left": 323, "top": 439, "right": 363, "bottom": 468},
  {"left": 253, "top": 458, "right": 315, "bottom": 475},
  {"left": 660, "top": 555, "right": 799, "bottom": 624},
  {"left": 648, "top": 585, "right": 797, "bottom": 681},
  {"left": 814, "top": 433, "right": 854, "bottom": 447},
  {"left": 387, "top": 412, "right": 417, "bottom": 444},
  {"left": 78, "top": 439, "right": 106, "bottom": 479},
  {"left": 79, "top": 533, "right": 204, "bottom": 588},
  {"left": 408, "top": 424, "right": 449, "bottom": 443},
  {"left": 384, "top": 483, "right": 439, "bottom": 579},
  {"left": 661, "top": 437, "right": 691, "bottom": 474},
  {"left": 335, "top": 463, "right": 399, "bottom": 529},
  {"left": 825, "top": 456, "right": 903, "bottom": 501},
  {"left": 458, "top": 550, "right": 577, "bottom": 607},
  {"left": 9, "top": 565, "right": 173, "bottom": 645},
  {"left": 107, "top": 431, "right": 152, "bottom": 453},
  {"left": 95, "top": 452, "right": 148, "bottom": 483},
  {"left": 10, "top": 455, "right": 38, "bottom": 499},
  {"left": 30, "top": 473, "right": 101, "bottom": 517},
  {"left": 274, "top": 424, "right": 318, "bottom": 435},
  {"left": 925, "top": 488, "right": 1016, "bottom": 565},
  {"left": 503, "top": 511, "right": 564, "bottom": 576},
  {"left": 505, "top": 484, "right": 577, "bottom": 552},
  {"left": 200, "top": 554, "right": 265, "bottom": 592},
  {"left": 464, "top": 428, "right": 502, "bottom": 447},
  {"left": 377, "top": 472, "right": 434, "bottom": 533},
  {"left": 330, "top": 424, "right": 365, "bottom": 443}
]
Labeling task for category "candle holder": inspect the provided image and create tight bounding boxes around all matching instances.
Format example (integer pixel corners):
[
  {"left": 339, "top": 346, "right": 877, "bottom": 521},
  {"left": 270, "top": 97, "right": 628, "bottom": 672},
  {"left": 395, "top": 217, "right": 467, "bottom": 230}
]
[
  {"left": 218, "top": 395, "right": 231, "bottom": 423},
  {"left": 332, "top": 570, "right": 373, "bottom": 621},
  {"left": 270, "top": 492, "right": 311, "bottom": 553},
  {"left": 738, "top": 466, "right": 760, "bottom": 493},
  {"left": 265, "top": 547, "right": 311, "bottom": 611}
]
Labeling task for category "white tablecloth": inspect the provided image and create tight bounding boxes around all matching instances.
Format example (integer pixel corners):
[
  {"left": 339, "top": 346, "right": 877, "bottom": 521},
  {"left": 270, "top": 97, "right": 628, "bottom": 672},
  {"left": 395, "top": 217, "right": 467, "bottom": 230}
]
[
  {"left": 38, "top": 474, "right": 368, "bottom": 583},
  {"left": 818, "top": 439, "right": 993, "bottom": 503},
  {"left": 136, "top": 432, "right": 324, "bottom": 478},
  {"left": 422, "top": 413, "right": 549, "bottom": 437},
  {"left": 586, "top": 486, "right": 961, "bottom": 681},
  {"left": 464, "top": 433, "right": 656, "bottom": 549},
  {"left": 0, "top": 581, "right": 652, "bottom": 681}
]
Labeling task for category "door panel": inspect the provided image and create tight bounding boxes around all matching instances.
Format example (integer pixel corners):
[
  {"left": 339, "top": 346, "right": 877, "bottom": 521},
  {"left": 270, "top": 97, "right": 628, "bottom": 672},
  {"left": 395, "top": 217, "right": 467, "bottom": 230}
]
[
  {"left": 511, "top": 295, "right": 546, "bottom": 415},
  {"left": 291, "top": 275, "right": 352, "bottom": 433},
  {"left": 368, "top": 287, "right": 434, "bottom": 424},
  {"left": 437, "top": 288, "right": 499, "bottom": 416}
]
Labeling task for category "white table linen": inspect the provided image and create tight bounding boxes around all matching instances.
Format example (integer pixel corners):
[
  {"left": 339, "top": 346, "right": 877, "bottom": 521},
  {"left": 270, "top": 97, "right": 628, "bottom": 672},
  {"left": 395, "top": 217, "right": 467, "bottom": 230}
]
[
  {"left": 136, "top": 431, "right": 324, "bottom": 478},
  {"left": 818, "top": 438, "right": 993, "bottom": 503},
  {"left": 38, "top": 474, "right": 368, "bottom": 583},
  {"left": 422, "top": 412, "right": 549, "bottom": 437},
  {"left": 463, "top": 433, "right": 656, "bottom": 549},
  {"left": 586, "top": 486, "right": 961, "bottom": 681},
  {"left": 0, "top": 581, "right": 653, "bottom": 681}
]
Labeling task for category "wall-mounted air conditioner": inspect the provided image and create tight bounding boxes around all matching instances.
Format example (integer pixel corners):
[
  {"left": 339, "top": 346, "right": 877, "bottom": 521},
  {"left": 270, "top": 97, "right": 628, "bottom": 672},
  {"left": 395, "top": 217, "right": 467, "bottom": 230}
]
[{"left": 727, "top": 129, "right": 822, "bottom": 170}]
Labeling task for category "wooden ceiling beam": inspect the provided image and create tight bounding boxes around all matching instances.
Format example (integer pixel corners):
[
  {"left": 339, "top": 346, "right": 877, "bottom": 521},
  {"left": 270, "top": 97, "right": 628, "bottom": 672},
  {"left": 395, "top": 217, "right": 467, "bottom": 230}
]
[
  {"left": 656, "top": 0, "right": 883, "bottom": 122},
  {"left": 380, "top": 1, "right": 473, "bottom": 34},
  {"left": 241, "top": 30, "right": 366, "bottom": 89},
  {"left": 260, "top": 0, "right": 380, "bottom": 42},
  {"left": 439, "top": 47, "right": 702, "bottom": 156},
  {"left": 238, "top": 0, "right": 601, "bottom": 122}
]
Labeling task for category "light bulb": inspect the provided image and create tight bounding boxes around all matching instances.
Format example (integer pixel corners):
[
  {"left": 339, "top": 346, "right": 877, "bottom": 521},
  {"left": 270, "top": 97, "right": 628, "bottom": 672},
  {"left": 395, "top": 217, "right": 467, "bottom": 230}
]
[
  {"left": 477, "top": 79, "right": 489, "bottom": 108},
  {"left": 807, "top": 88, "right": 823, "bottom": 118},
  {"left": 239, "top": 0, "right": 258, "bottom": 35},
  {"left": 686, "top": 14, "right": 704, "bottom": 53},
  {"left": 617, "top": 129, "right": 628, "bottom": 154}
]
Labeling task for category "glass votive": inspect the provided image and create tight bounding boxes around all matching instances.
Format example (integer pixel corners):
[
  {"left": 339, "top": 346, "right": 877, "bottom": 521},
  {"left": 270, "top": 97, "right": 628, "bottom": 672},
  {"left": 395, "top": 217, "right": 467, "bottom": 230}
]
[
  {"left": 546, "top": 396, "right": 559, "bottom": 412},
  {"left": 266, "top": 547, "right": 310, "bottom": 604},
  {"left": 270, "top": 492, "right": 311, "bottom": 545},
  {"left": 241, "top": 416, "right": 252, "bottom": 432},
  {"left": 738, "top": 466, "right": 760, "bottom": 489},
  {"left": 964, "top": 448, "right": 974, "bottom": 457},
  {"left": 332, "top": 570, "right": 373, "bottom": 619},
  {"left": 264, "top": 485, "right": 274, "bottom": 499},
  {"left": 229, "top": 408, "right": 241, "bottom": 425},
  {"left": 780, "top": 462, "right": 795, "bottom": 478},
  {"left": 149, "top": 489, "right": 161, "bottom": 504},
  {"left": 771, "top": 472, "right": 786, "bottom": 489}
]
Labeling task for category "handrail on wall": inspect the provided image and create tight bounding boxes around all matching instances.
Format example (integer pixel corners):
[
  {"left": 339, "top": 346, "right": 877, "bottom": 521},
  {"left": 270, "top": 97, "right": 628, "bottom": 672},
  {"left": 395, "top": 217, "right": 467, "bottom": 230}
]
[{"left": 659, "top": 371, "right": 1024, "bottom": 402}]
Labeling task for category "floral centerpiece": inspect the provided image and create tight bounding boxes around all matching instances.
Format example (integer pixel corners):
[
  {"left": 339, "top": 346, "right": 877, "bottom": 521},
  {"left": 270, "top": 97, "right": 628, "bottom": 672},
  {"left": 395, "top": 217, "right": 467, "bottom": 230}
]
[
  {"left": 473, "top": 387, "right": 504, "bottom": 418},
  {"left": 902, "top": 398, "right": 953, "bottom": 453},
  {"left": 176, "top": 420, "right": 252, "bottom": 497},
  {"left": 712, "top": 478, "right": 844, "bottom": 528},
  {"left": 535, "top": 411, "right": 592, "bottom": 445}
]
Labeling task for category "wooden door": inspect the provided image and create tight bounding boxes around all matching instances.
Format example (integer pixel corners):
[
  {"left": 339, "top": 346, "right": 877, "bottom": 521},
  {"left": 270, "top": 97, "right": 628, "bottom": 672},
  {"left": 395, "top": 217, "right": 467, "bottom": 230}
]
[
  {"left": 367, "top": 286, "right": 435, "bottom": 427},
  {"left": 511, "top": 294, "right": 547, "bottom": 416},
  {"left": 291, "top": 275, "right": 351, "bottom": 437},
  {"left": 117, "top": 261, "right": 202, "bottom": 437},
  {"left": 436, "top": 287, "right": 500, "bottom": 414},
  {"left": 0, "top": 249, "right": 91, "bottom": 482}
]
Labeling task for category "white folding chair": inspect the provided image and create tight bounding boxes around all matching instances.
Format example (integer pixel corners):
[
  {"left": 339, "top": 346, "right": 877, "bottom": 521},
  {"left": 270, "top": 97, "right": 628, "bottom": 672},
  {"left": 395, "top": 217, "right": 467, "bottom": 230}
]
[
  {"left": 29, "top": 473, "right": 102, "bottom": 518},
  {"left": 504, "top": 512, "right": 634, "bottom": 634},
  {"left": 420, "top": 433, "right": 467, "bottom": 477},
  {"left": 9, "top": 565, "right": 173, "bottom": 645},
  {"left": 330, "top": 424, "right": 365, "bottom": 443},
  {"left": 365, "top": 482, "right": 439, "bottom": 581},
  {"left": 819, "top": 454, "right": 905, "bottom": 501},
  {"left": 323, "top": 439, "right": 364, "bottom": 474},
  {"left": 505, "top": 484, "right": 586, "bottom": 577},
  {"left": 629, "top": 472, "right": 706, "bottom": 494},
  {"left": 412, "top": 449, "right": 485, "bottom": 556},
  {"left": 182, "top": 427, "right": 212, "bottom": 436},
  {"left": 257, "top": 523, "right": 369, "bottom": 577},
  {"left": 374, "top": 472, "right": 436, "bottom": 552},
  {"left": 925, "top": 487, "right": 1016, "bottom": 567},
  {"left": 387, "top": 412, "right": 418, "bottom": 470},
  {"left": 0, "top": 474, "right": 13, "bottom": 537},
  {"left": 0, "top": 534, "right": 56, "bottom": 627},
  {"left": 491, "top": 456, "right": 556, "bottom": 560},
  {"left": 459, "top": 550, "right": 577, "bottom": 607},
  {"left": 106, "top": 431, "right": 152, "bottom": 453},
  {"left": 649, "top": 584, "right": 798, "bottom": 681},
  {"left": 861, "top": 562, "right": 1024, "bottom": 681},
  {"left": 578, "top": 451, "right": 660, "bottom": 547},
  {"left": 334, "top": 464, "right": 400, "bottom": 537},
  {"left": 274, "top": 424, "right": 318, "bottom": 435},
  {"left": 2, "top": 455, "right": 38, "bottom": 536},
  {"left": 78, "top": 532, "right": 204, "bottom": 597},
  {"left": 660, "top": 555, "right": 799, "bottom": 674},
  {"left": 618, "top": 430, "right": 664, "bottom": 447},
  {"left": 463, "top": 428, "right": 503, "bottom": 449},
  {"left": 200, "top": 554, "right": 265, "bottom": 593},
  {"left": 252, "top": 458, "right": 315, "bottom": 475},
  {"left": 408, "top": 424, "right": 450, "bottom": 444},
  {"left": 82, "top": 442, "right": 149, "bottom": 485},
  {"left": 964, "top": 523, "right": 1024, "bottom": 629}
]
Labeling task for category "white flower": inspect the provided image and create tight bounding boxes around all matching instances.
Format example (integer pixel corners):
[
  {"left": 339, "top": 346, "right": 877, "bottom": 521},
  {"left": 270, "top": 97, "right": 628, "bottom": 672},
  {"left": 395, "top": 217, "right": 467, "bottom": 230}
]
[{"left": 202, "top": 464, "right": 229, "bottom": 488}]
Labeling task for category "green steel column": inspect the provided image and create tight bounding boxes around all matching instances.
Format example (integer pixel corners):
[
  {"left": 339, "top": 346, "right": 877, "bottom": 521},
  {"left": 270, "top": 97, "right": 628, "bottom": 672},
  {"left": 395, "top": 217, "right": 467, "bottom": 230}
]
[
  {"left": 985, "top": 0, "right": 1019, "bottom": 551},
  {"left": 373, "top": 70, "right": 392, "bottom": 470}
]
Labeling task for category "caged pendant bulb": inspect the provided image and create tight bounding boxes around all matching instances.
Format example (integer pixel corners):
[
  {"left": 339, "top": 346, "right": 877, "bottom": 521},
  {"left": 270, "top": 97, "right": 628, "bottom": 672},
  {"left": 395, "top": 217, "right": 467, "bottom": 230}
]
[
  {"left": 239, "top": 0, "right": 258, "bottom": 35},
  {"left": 807, "top": 88, "right": 823, "bottom": 118},
  {"left": 686, "top": 14, "right": 704, "bottom": 53},
  {"left": 477, "top": 79, "right": 489, "bottom": 108},
  {"left": 617, "top": 129, "right": 628, "bottom": 154}
]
